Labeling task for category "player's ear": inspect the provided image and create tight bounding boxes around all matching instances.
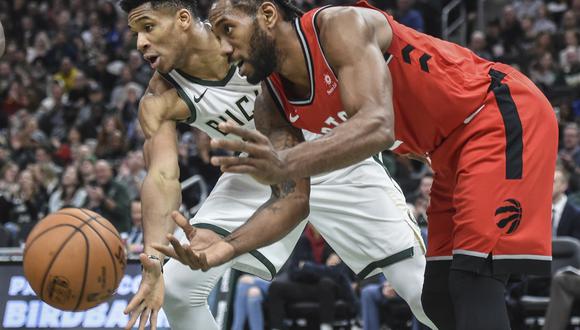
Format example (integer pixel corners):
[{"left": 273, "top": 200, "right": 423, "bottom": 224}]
[
  {"left": 260, "top": 2, "right": 278, "bottom": 29},
  {"left": 177, "top": 8, "right": 193, "bottom": 30}
]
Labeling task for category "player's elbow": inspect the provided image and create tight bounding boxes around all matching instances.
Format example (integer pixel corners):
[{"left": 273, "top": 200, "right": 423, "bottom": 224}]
[{"left": 366, "top": 114, "right": 395, "bottom": 151}]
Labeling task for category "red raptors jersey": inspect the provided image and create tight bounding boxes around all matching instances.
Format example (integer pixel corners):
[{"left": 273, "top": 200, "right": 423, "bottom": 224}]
[{"left": 266, "top": 1, "right": 497, "bottom": 155}]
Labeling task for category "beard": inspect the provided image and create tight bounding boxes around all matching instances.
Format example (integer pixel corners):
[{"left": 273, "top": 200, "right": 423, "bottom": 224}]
[{"left": 245, "top": 20, "right": 278, "bottom": 84}]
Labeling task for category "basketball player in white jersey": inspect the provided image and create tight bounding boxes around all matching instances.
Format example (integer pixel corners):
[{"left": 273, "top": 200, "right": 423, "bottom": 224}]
[{"left": 120, "top": 1, "right": 435, "bottom": 329}]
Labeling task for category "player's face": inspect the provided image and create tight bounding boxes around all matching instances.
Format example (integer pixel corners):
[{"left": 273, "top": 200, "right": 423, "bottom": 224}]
[
  {"left": 209, "top": 1, "right": 278, "bottom": 84},
  {"left": 128, "top": 3, "right": 189, "bottom": 73}
]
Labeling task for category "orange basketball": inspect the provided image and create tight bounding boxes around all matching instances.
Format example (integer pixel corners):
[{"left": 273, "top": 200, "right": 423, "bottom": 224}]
[{"left": 23, "top": 208, "right": 127, "bottom": 311}]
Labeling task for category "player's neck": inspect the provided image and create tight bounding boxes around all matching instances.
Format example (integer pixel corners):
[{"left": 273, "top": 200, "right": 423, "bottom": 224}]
[
  {"left": 275, "top": 21, "right": 310, "bottom": 91},
  {"left": 180, "top": 22, "right": 230, "bottom": 81}
]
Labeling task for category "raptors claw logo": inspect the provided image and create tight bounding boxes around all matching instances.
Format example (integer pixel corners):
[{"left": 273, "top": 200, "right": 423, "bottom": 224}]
[{"left": 495, "top": 199, "right": 522, "bottom": 234}]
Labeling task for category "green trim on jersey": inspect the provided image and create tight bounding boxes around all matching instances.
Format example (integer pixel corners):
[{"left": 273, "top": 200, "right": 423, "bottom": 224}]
[
  {"left": 176, "top": 65, "right": 237, "bottom": 87},
  {"left": 160, "top": 72, "right": 197, "bottom": 124},
  {"left": 192, "top": 223, "right": 277, "bottom": 279},
  {"left": 357, "top": 246, "right": 414, "bottom": 279},
  {"left": 372, "top": 153, "right": 405, "bottom": 197}
]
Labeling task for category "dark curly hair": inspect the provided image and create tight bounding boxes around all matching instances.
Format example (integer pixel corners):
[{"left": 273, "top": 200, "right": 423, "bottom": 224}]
[
  {"left": 119, "top": 0, "right": 199, "bottom": 18},
  {"left": 227, "top": 0, "right": 303, "bottom": 21}
]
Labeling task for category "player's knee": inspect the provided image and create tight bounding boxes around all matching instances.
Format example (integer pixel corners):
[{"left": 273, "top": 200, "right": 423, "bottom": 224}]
[{"left": 247, "top": 286, "right": 262, "bottom": 298}]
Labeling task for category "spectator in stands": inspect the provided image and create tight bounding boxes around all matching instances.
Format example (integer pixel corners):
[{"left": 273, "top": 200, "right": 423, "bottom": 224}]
[
  {"left": 267, "top": 225, "right": 356, "bottom": 330},
  {"left": 520, "top": 17, "right": 538, "bottom": 54},
  {"left": 395, "top": 0, "right": 424, "bottom": 32},
  {"left": 127, "top": 49, "right": 151, "bottom": 87},
  {"left": 543, "top": 270, "right": 580, "bottom": 330},
  {"left": 548, "top": 0, "right": 569, "bottom": 24},
  {"left": 95, "top": 114, "right": 126, "bottom": 161},
  {"left": 79, "top": 158, "right": 96, "bottom": 185},
  {"left": 500, "top": 5, "right": 524, "bottom": 58},
  {"left": 408, "top": 173, "right": 433, "bottom": 205},
  {"left": 559, "top": 30, "right": 580, "bottom": 72},
  {"left": 85, "top": 159, "right": 130, "bottom": 233},
  {"left": 534, "top": 4, "right": 558, "bottom": 35},
  {"left": 553, "top": 166, "right": 580, "bottom": 239},
  {"left": 5, "top": 169, "right": 47, "bottom": 245},
  {"left": 469, "top": 30, "right": 493, "bottom": 61},
  {"left": 77, "top": 83, "right": 110, "bottom": 140},
  {"left": 127, "top": 199, "right": 143, "bottom": 254},
  {"left": 0, "top": 161, "right": 20, "bottom": 199},
  {"left": 513, "top": 0, "right": 543, "bottom": 20},
  {"left": 26, "top": 31, "right": 50, "bottom": 64},
  {"left": 116, "top": 150, "right": 146, "bottom": 201},
  {"left": 559, "top": 123, "right": 580, "bottom": 176},
  {"left": 360, "top": 276, "right": 406, "bottom": 330},
  {"left": 529, "top": 52, "right": 561, "bottom": 89},
  {"left": 560, "top": 10, "right": 578, "bottom": 32},
  {"left": 0, "top": 161, "right": 19, "bottom": 222},
  {"left": 53, "top": 56, "right": 80, "bottom": 92},
  {"left": 48, "top": 165, "right": 87, "bottom": 213},
  {"left": 232, "top": 275, "right": 271, "bottom": 330},
  {"left": 573, "top": 0, "right": 580, "bottom": 19},
  {"left": 36, "top": 80, "right": 66, "bottom": 121}
]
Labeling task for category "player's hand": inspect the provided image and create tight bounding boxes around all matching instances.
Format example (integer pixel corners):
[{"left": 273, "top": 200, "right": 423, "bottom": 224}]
[
  {"left": 124, "top": 254, "right": 164, "bottom": 330},
  {"left": 209, "top": 122, "right": 287, "bottom": 185},
  {"left": 152, "top": 211, "right": 236, "bottom": 271}
]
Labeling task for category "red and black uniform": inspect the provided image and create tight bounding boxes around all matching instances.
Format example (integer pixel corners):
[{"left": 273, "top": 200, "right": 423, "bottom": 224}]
[{"left": 266, "top": 1, "right": 557, "bottom": 277}]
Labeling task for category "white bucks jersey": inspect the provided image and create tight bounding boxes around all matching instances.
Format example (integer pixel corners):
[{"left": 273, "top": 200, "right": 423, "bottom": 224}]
[{"left": 160, "top": 66, "right": 260, "bottom": 140}]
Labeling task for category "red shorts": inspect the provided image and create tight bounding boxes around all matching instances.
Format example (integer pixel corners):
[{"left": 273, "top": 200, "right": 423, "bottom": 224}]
[{"left": 426, "top": 64, "right": 558, "bottom": 275}]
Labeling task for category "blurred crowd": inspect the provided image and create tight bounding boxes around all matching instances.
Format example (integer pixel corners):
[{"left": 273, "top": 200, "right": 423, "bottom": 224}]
[{"left": 0, "top": 0, "right": 579, "bottom": 329}]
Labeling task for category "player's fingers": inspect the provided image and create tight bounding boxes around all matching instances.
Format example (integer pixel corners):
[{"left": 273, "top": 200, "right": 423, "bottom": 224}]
[
  {"left": 168, "top": 235, "right": 189, "bottom": 263},
  {"left": 151, "top": 243, "right": 179, "bottom": 260},
  {"left": 217, "top": 122, "right": 270, "bottom": 144},
  {"left": 138, "top": 307, "right": 151, "bottom": 330},
  {"left": 125, "top": 303, "right": 145, "bottom": 329},
  {"left": 170, "top": 211, "right": 196, "bottom": 238},
  {"left": 199, "top": 252, "right": 210, "bottom": 272},
  {"left": 150, "top": 310, "right": 159, "bottom": 330},
  {"left": 211, "top": 155, "right": 257, "bottom": 167},
  {"left": 210, "top": 138, "right": 268, "bottom": 157},
  {"left": 124, "top": 292, "right": 144, "bottom": 314},
  {"left": 183, "top": 244, "right": 202, "bottom": 269}
]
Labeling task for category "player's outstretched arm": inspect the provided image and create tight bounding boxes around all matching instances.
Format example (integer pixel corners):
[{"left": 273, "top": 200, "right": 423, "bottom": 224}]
[
  {"left": 279, "top": 9, "right": 395, "bottom": 178},
  {"left": 0, "top": 19, "right": 5, "bottom": 58},
  {"left": 124, "top": 74, "right": 188, "bottom": 330},
  {"left": 221, "top": 86, "right": 310, "bottom": 257},
  {"left": 211, "top": 9, "right": 395, "bottom": 184},
  {"left": 154, "top": 85, "right": 310, "bottom": 270}
]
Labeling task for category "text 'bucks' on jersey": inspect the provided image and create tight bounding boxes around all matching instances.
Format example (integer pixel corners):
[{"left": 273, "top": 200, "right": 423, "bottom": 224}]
[{"left": 160, "top": 66, "right": 260, "bottom": 140}]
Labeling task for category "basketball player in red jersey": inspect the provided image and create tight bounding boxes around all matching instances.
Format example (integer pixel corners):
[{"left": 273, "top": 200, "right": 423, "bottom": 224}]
[{"left": 154, "top": 0, "right": 557, "bottom": 329}]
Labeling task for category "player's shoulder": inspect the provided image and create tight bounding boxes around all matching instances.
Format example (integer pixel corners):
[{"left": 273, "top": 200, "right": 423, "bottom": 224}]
[
  {"left": 139, "top": 87, "right": 186, "bottom": 124},
  {"left": 147, "top": 71, "right": 173, "bottom": 94},
  {"left": 314, "top": 6, "right": 392, "bottom": 50},
  {"left": 314, "top": 6, "right": 390, "bottom": 34},
  {"left": 314, "top": 7, "right": 367, "bottom": 32}
]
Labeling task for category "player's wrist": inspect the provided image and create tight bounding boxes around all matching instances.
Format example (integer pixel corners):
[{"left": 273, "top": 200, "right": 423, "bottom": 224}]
[
  {"left": 214, "top": 240, "right": 237, "bottom": 264},
  {"left": 141, "top": 254, "right": 164, "bottom": 274}
]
